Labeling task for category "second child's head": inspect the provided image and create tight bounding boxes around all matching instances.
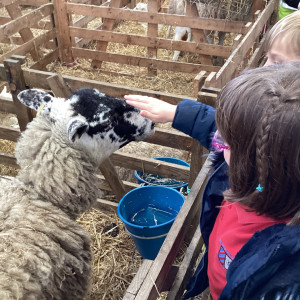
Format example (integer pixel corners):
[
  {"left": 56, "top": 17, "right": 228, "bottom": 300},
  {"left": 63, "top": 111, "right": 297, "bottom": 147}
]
[
  {"left": 264, "top": 11, "right": 300, "bottom": 66},
  {"left": 215, "top": 62, "right": 300, "bottom": 223}
]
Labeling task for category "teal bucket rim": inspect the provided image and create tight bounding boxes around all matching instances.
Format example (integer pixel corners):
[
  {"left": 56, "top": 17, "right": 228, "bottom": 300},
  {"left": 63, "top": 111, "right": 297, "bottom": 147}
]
[
  {"left": 134, "top": 156, "right": 190, "bottom": 188},
  {"left": 117, "top": 185, "right": 185, "bottom": 230}
]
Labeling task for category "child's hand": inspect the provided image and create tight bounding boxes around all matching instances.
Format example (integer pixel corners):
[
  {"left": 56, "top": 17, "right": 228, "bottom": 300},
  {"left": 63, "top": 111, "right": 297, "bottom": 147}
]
[{"left": 124, "top": 95, "right": 177, "bottom": 123}]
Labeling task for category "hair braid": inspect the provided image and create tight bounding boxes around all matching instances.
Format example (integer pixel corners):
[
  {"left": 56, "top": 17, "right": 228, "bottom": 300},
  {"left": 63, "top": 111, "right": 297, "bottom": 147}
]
[
  {"left": 256, "top": 102, "right": 277, "bottom": 191},
  {"left": 289, "top": 210, "right": 300, "bottom": 226}
]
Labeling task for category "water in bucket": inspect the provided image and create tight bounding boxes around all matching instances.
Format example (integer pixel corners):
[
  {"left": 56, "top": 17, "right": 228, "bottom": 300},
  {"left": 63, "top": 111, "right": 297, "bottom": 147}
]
[
  {"left": 130, "top": 204, "right": 177, "bottom": 226},
  {"left": 118, "top": 186, "right": 185, "bottom": 260}
]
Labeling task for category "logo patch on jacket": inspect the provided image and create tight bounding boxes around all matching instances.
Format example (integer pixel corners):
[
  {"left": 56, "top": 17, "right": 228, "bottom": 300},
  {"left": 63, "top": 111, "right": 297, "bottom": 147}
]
[{"left": 218, "top": 240, "right": 233, "bottom": 270}]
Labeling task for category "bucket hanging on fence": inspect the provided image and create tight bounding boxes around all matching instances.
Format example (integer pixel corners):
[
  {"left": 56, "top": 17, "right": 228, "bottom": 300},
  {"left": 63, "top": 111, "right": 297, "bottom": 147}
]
[
  {"left": 117, "top": 186, "right": 185, "bottom": 260},
  {"left": 134, "top": 156, "right": 190, "bottom": 191}
]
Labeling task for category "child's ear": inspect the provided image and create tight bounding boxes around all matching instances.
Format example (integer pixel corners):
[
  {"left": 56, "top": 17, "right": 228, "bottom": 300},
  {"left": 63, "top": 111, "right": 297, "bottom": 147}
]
[{"left": 17, "top": 89, "right": 54, "bottom": 115}]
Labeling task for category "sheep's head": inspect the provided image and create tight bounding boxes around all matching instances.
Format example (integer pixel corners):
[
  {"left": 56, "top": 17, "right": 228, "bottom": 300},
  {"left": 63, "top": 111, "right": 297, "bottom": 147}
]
[{"left": 17, "top": 88, "right": 155, "bottom": 165}]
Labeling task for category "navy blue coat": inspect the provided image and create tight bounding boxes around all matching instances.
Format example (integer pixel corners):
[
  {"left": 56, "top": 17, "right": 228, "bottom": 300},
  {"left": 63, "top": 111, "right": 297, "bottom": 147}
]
[{"left": 172, "top": 99, "right": 300, "bottom": 299}]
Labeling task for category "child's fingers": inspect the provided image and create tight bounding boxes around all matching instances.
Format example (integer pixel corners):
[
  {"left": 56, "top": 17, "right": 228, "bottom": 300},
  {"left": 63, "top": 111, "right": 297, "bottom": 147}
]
[
  {"left": 140, "top": 110, "right": 159, "bottom": 122},
  {"left": 124, "top": 95, "right": 153, "bottom": 103},
  {"left": 125, "top": 100, "right": 151, "bottom": 111}
]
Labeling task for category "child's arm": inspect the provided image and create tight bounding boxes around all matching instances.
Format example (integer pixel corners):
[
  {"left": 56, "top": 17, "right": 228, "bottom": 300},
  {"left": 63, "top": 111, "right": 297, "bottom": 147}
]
[
  {"left": 125, "top": 95, "right": 217, "bottom": 150},
  {"left": 173, "top": 99, "right": 217, "bottom": 149},
  {"left": 124, "top": 95, "right": 176, "bottom": 123}
]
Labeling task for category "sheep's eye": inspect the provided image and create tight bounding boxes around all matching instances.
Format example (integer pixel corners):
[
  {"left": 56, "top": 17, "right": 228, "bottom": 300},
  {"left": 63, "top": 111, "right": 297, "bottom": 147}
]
[{"left": 100, "top": 121, "right": 110, "bottom": 127}]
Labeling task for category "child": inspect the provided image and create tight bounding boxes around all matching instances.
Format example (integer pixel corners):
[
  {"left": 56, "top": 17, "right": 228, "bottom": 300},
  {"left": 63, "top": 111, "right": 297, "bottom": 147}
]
[
  {"left": 265, "top": 10, "right": 300, "bottom": 66},
  {"left": 208, "top": 61, "right": 300, "bottom": 299},
  {"left": 278, "top": 0, "right": 299, "bottom": 20}
]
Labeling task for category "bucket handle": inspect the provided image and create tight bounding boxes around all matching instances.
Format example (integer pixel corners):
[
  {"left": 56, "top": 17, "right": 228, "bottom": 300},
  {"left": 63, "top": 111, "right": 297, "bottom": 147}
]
[{"left": 125, "top": 228, "right": 168, "bottom": 240}]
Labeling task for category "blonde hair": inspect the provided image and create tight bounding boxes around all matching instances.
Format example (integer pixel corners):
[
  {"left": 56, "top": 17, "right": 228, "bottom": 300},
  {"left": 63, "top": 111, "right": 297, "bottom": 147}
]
[{"left": 265, "top": 11, "right": 300, "bottom": 55}]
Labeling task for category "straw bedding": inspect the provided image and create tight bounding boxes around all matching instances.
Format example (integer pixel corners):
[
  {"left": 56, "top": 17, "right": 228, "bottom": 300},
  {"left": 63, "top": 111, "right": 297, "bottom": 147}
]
[{"left": 78, "top": 208, "right": 144, "bottom": 300}]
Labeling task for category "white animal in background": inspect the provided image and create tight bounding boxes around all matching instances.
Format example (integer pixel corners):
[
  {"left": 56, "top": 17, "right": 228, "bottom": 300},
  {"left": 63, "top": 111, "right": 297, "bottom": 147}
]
[
  {"left": 0, "top": 86, "right": 19, "bottom": 129},
  {"left": 195, "top": 0, "right": 252, "bottom": 65},
  {"left": 166, "top": 0, "right": 192, "bottom": 61},
  {"left": 133, "top": 2, "right": 148, "bottom": 12},
  {"left": 132, "top": 2, "right": 164, "bottom": 31},
  {"left": 166, "top": 0, "right": 253, "bottom": 64},
  {"left": 0, "top": 88, "right": 154, "bottom": 299},
  {"left": 0, "top": 86, "right": 12, "bottom": 101},
  {"left": 132, "top": 1, "right": 188, "bottom": 60},
  {"left": 171, "top": 26, "right": 192, "bottom": 61}
]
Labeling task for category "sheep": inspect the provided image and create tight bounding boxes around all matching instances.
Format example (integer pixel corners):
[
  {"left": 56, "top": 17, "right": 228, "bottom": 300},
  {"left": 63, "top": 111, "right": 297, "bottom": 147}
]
[
  {"left": 132, "top": 3, "right": 164, "bottom": 31},
  {"left": 166, "top": 0, "right": 192, "bottom": 61},
  {"left": 170, "top": 26, "right": 192, "bottom": 61},
  {"left": 133, "top": 2, "right": 148, "bottom": 12},
  {"left": 0, "top": 88, "right": 154, "bottom": 300},
  {"left": 0, "top": 86, "right": 12, "bottom": 101},
  {"left": 131, "top": 1, "right": 190, "bottom": 61},
  {"left": 166, "top": 0, "right": 253, "bottom": 64},
  {"left": 195, "top": 0, "right": 252, "bottom": 65},
  {"left": 132, "top": 2, "right": 149, "bottom": 29},
  {"left": 0, "top": 86, "right": 19, "bottom": 128}
]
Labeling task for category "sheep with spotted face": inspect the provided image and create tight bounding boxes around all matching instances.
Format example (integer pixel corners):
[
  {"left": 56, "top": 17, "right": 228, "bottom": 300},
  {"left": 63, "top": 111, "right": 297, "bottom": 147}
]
[{"left": 0, "top": 88, "right": 154, "bottom": 299}]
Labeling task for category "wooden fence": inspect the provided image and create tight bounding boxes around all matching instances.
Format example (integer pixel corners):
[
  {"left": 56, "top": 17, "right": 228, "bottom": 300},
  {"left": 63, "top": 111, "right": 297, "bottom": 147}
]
[
  {"left": 0, "top": 0, "right": 275, "bottom": 96},
  {"left": 0, "top": 0, "right": 277, "bottom": 298}
]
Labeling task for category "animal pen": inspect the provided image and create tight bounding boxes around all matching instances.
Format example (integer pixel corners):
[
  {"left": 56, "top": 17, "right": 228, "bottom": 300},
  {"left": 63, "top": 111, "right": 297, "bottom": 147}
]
[{"left": 0, "top": 0, "right": 277, "bottom": 299}]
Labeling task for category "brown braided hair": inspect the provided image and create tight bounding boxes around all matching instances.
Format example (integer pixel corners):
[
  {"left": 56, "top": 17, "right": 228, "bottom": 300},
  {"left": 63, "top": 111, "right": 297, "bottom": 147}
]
[{"left": 215, "top": 62, "right": 300, "bottom": 224}]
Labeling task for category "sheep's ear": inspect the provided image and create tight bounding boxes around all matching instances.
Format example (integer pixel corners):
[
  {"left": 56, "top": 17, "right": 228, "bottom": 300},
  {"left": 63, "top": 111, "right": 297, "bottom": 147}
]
[
  {"left": 17, "top": 89, "right": 54, "bottom": 114},
  {"left": 67, "top": 118, "right": 89, "bottom": 142}
]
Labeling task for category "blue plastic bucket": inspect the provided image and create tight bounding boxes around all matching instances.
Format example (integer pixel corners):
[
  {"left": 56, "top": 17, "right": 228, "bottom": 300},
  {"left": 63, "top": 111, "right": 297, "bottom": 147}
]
[
  {"left": 134, "top": 157, "right": 190, "bottom": 191},
  {"left": 117, "top": 186, "right": 185, "bottom": 260}
]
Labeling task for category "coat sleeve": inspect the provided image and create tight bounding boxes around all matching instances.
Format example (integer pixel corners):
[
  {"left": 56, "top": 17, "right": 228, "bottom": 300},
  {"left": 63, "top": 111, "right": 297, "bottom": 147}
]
[
  {"left": 283, "top": 0, "right": 299, "bottom": 8},
  {"left": 172, "top": 99, "right": 217, "bottom": 150},
  {"left": 219, "top": 224, "right": 300, "bottom": 300}
]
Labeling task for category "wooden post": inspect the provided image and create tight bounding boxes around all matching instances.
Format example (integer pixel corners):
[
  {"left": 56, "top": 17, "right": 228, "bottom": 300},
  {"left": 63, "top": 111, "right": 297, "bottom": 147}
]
[
  {"left": 204, "top": 71, "right": 217, "bottom": 88},
  {"left": 185, "top": 2, "right": 212, "bottom": 66},
  {"left": 52, "top": 0, "right": 74, "bottom": 63},
  {"left": 166, "top": 227, "right": 204, "bottom": 300},
  {"left": 193, "top": 70, "right": 206, "bottom": 98},
  {"left": 5, "top": 3, "right": 40, "bottom": 61},
  {"left": 250, "top": 0, "right": 266, "bottom": 21},
  {"left": 147, "top": 0, "right": 159, "bottom": 76},
  {"left": 233, "top": 34, "right": 243, "bottom": 49},
  {"left": 47, "top": 73, "right": 72, "bottom": 98},
  {"left": 189, "top": 139, "right": 204, "bottom": 187},
  {"left": 99, "top": 159, "right": 126, "bottom": 201},
  {"left": 4, "top": 57, "right": 33, "bottom": 132},
  {"left": 190, "top": 78, "right": 220, "bottom": 186},
  {"left": 198, "top": 91, "right": 218, "bottom": 107},
  {"left": 91, "top": 0, "right": 123, "bottom": 69}
]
